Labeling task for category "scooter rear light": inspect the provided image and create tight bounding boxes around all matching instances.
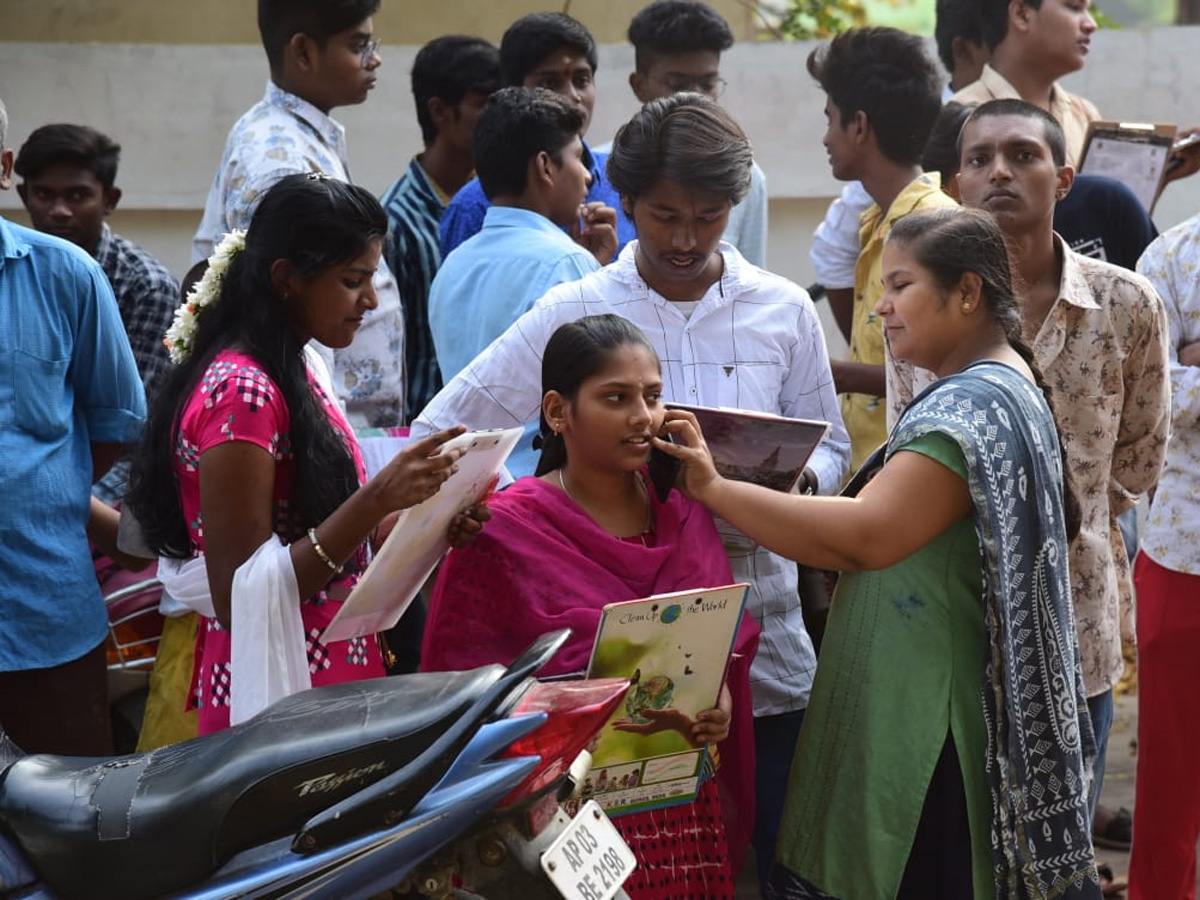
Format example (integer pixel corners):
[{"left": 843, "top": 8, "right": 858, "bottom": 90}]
[
  {"left": 105, "top": 605, "right": 164, "bottom": 669},
  {"left": 104, "top": 579, "right": 164, "bottom": 670},
  {"left": 497, "top": 677, "right": 629, "bottom": 810}
]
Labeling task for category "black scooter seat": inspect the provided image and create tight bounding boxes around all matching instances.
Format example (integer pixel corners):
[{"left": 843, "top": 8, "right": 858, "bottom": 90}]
[{"left": 0, "top": 666, "right": 503, "bottom": 900}]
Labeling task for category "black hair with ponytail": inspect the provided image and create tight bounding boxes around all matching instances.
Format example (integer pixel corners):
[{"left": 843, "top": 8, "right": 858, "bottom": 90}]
[
  {"left": 127, "top": 173, "right": 388, "bottom": 558},
  {"left": 534, "top": 314, "right": 660, "bottom": 477},
  {"left": 887, "top": 206, "right": 1081, "bottom": 539}
]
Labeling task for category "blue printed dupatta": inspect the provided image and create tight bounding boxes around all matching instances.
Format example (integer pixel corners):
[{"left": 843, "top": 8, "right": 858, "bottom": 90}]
[{"left": 891, "top": 362, "right": 1101, "bottom": 900}]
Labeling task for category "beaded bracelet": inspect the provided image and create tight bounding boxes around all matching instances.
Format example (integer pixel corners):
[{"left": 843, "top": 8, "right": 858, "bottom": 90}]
[{"left": 307, "top": 527, "right": 344, "bottom": 575}]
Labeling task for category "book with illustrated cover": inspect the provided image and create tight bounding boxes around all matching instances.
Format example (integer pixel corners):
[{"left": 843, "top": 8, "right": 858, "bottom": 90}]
[
  {"left": 666, "top": 404, "right": 829, "bottom": 551},
  {"left": 666, "top": 403, "right": 829, "bottom": 493},
  {"left": 580, "top": 583, "right": 749, "bottom": 818}
]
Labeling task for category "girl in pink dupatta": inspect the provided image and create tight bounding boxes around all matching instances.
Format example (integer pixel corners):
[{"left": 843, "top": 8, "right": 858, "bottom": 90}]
[{"left": 423, "top": 315, "right": 758, "bottom": 900}]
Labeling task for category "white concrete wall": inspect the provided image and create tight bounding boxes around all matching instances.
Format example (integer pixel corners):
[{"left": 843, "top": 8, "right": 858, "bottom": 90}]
[{"left": 1, "top": 28, "right": 1198, "bottom": 296}]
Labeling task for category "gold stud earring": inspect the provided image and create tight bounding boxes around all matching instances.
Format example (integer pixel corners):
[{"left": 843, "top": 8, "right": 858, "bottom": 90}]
[{"left": 962, "top": 303, "right": 973, "bottom": 313}]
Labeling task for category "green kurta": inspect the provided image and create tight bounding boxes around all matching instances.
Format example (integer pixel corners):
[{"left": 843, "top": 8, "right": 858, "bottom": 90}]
[{"left": 776, "top": 433, "right": 995, "bottom": 899}]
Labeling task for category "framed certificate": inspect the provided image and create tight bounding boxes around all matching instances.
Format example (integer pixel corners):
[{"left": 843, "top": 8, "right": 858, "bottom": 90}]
[{"left": 1078, "top": 120, "right": 1177, "bottom": 213}]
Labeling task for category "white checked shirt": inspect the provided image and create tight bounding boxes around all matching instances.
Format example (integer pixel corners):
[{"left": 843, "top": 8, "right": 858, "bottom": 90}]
[
  {"left": 193, "top": 83, "right": 406, "bottom": 428},
  {"left": 414, "top": 241, "right": 851, "bottom": 715}
]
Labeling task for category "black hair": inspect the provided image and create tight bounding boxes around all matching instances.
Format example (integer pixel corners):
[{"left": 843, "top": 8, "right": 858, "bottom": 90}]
[
  {"left": 499, "top": 12, "right": 598, "bottom": 86},
  {"left": 935, "top": 0, "right": 985, "bottom": 74},
  {"left": 127, "top": 174, "right": 388, "bottom": 559},
  {"left": 14, "top": 124, "right": 121, "bottom": 190},
  {"left": 257, "top": 0, "right": 380, "bottom": 73},
  {"left": 806, "top": 26, "right": 943, "bottom": 167},
  {"left": 887, "top": 206, "right": 1080, "bottom": 539},
  {"left": 607, "top": 92, "right": 752, "bottom": 205},
  {"left": 473, "top": 87, "right": 585, "bottom": 201},
  {"left": 535, "top": 315, "right": 660, "bottom": 476},
  {"left": 412, "top": 35, "right": 501, "bottom": 146},
  {"left": 922, "top": 101, "right": 975, "bottom": 187},
  {"left": 960, "top": 98, "right": 1067, "bottom": 167},
  {"left": 980, "top": 0, "right": 1044, "bottom": 49},
  {"left": 627, "top": 0, "right": 733, "bottom": 73}
]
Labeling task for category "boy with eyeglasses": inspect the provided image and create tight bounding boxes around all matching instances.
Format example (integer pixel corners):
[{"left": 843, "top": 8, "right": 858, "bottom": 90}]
[
  {"left": 596, "top": 0, "right": 769, "bottom": 266},
  {"left": 438, "top": 13, "right": 627, "bottom": 261},
  {"left": 193, "top": 0, "right": 407, "bottom": 429}
]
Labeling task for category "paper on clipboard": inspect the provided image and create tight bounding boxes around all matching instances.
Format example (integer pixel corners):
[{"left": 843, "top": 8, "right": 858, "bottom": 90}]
[
  {"left": 320, "top": 426, "right": 524, "bottom": 643},
  {"left": 1078, "top": 120, "right": 1177, "bottom": 213}
]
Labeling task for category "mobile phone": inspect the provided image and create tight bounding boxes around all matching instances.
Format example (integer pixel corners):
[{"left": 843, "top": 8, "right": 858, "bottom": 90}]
[{"left": 647, "top": 437, "right": 682, "bottom": 503}]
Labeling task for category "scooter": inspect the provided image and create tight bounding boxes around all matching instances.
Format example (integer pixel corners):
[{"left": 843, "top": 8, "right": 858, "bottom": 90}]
[{"left": 0, "top": 630, "right": 634, "bottom": 900}]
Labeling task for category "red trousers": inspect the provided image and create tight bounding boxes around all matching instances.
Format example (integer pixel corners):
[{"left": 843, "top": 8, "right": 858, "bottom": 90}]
[{"left": 1130, "top": 553, "right": 1200, "bottom": 900}]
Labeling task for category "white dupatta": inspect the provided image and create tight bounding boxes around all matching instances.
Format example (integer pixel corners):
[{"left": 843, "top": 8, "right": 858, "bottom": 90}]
[{"left": 155, "top": 346, "right": 342, "bottom": 725}]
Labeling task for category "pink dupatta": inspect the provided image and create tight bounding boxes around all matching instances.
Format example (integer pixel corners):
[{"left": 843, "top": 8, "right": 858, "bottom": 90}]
[{"left": 423, "top": 475, "right": 759, "bottom": 872}]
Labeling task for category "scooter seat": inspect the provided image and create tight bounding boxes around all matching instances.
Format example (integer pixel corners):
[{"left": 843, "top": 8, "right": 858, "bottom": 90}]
[{"left": 0, "top": 666, "right": 503, "bottom": 900}]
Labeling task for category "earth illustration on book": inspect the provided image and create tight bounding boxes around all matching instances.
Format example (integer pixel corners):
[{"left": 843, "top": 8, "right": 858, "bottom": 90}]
[{"left": 624, "top": 670, "right": 676, "bottom": 724}]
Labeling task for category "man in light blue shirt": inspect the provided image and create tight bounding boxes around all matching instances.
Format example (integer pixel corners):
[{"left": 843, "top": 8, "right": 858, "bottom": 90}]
[
  {"left": 0, "top": 98, "right": 146, "bottom": 755},
  {"left": 429, "top": 87, "right": 614, "bottom": 477}
]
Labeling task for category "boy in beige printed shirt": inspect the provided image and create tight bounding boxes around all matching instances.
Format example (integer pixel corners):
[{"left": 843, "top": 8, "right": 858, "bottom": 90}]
[{"left": 942, "top": 99, "right": 1168, "bottom": 818}]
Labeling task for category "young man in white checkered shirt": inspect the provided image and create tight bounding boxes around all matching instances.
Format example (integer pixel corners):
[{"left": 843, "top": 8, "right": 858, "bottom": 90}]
[{"left": 415, "top": 93, "right": 850, "bottom": 879}]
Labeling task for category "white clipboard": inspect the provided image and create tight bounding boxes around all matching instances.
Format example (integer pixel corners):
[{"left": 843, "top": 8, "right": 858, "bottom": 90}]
[
  {"left": 1078, "top": 120, "right": 1177, "bottom": 213},
  {"left": 320, "top": 426, "right": 524, "bottom": 643}
]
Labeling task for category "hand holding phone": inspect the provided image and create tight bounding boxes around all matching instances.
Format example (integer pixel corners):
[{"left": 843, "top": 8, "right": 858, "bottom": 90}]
[{"left": 647, "top": 433, "right": 682, "bottom": 503}]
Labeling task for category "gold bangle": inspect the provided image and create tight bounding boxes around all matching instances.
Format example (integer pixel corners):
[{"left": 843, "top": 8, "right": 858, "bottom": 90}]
[{"left": 307, "top": 527, "right": 343, "bottom": 575}]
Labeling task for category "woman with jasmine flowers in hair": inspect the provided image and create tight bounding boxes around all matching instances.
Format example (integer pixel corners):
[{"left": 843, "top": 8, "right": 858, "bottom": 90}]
[
  {"left": 127, "top": 174, "right": 481, "bottom": 734},
  {"left": 659, "top": 207, "right": 1102, "bottom": 899}
]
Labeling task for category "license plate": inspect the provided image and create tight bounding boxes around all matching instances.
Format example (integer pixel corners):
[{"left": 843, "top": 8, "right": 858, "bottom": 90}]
[{"left": 540, "top": 800, "right": 636, "bottom": 900}]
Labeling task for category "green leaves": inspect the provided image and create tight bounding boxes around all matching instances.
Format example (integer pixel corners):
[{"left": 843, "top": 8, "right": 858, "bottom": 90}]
[{"left": 755, "top": 0, "right": 869, "bottom": 39}]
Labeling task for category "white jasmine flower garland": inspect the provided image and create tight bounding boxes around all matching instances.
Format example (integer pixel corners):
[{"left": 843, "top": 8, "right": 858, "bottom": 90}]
[{"left": 164, "top": 229, "right": 247, "bottom": 363}]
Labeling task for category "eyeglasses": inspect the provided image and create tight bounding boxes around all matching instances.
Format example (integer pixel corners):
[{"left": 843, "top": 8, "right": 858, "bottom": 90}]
[
  {"left": 358, "top": 38, "right": 381, "bottom": 68},
  {"left": 655, "top": 75, "right": 727, "bottom": 99}
]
